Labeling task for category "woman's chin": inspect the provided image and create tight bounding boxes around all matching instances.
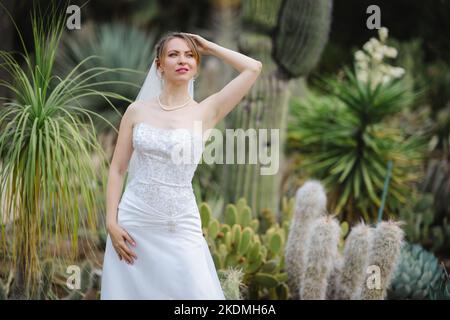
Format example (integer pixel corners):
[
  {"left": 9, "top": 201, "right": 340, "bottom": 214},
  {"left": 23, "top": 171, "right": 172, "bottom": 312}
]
[{"left": 167, "top": 77, "right": 192, "bottom": 85}]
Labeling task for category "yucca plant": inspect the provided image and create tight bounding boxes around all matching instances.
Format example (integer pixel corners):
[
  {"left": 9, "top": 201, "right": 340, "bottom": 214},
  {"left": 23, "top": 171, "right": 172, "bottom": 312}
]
[
  {"left": 0, "top": 5, "right": 129, "bottom": 298},
  {"left": 287, "top": 66, "right": 426, "bottom": 222}
]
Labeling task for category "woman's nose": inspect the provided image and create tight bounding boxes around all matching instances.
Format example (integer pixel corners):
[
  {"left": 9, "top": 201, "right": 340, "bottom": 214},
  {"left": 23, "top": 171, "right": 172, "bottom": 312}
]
[{"left": 178, "top": 55, "right": 188, "bottom": 63}]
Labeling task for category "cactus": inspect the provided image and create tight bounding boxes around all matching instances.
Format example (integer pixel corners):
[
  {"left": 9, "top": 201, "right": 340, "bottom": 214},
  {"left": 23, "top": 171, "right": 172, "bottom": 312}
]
[
  {"left": 399, "top": 192, "right": 450, "bottom": 253},
  {"left": 200, "top": 197, "right": 292, "bottom": 299},
  {"left": 325, "top": 253, "right": 344, "bottom": 300},
  {"left": 360, "top": 221, "right": 404, "bottom": 300},
  {"left": 429, "top": 264, "right": 450, "bottom": 300},
  {"left": 300, "top": 216, "right": 340, "bottom": 300},
  {"left": 285, "top": 180, "right": 327, "bottom": 299},
  {"left": 335, "top": 223, "right": 372, "bottom": 300},
  {"left": 273, "top": 0, "right": 333, "bottom": 77},
  {"left": 286, "top": 180, "right": 407, "bottom": 300},
  {"left": 221, "top": 0, "right": 333, "bottom": 216},
  {"left": 218, "top": 267, "right": 246, "bottom": 300}
]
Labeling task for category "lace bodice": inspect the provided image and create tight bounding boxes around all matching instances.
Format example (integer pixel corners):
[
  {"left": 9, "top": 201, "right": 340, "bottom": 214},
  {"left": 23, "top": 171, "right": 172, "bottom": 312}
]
[
  {"left": 121, "top": 122, "right": 205, "bottom": 226},
  {"left": 129, "top": 122, "right": 204, "bottom": 184}
]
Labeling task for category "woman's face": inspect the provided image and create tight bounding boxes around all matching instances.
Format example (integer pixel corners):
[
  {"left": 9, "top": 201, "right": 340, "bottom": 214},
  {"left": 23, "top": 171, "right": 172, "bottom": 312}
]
[{"left": 158, "top": 37, "right": 198, "bottom": 83}]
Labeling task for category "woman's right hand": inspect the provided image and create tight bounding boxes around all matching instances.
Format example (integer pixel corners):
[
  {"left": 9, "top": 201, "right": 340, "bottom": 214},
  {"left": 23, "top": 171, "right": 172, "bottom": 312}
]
[{"left": 107, "top": 222, "right": 137, "bottom": 264}]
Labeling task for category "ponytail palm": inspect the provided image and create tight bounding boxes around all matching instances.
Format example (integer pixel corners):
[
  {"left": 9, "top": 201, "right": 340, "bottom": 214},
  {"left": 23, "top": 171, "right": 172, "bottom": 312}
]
[{"left": 0, "top": 8, "right": 131, "bottom": 298}]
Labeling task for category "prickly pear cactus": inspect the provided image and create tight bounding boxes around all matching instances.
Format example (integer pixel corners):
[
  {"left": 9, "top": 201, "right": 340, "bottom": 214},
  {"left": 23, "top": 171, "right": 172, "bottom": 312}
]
[{"left": 200, "top": 197, "right": 294, "bottom": 299}]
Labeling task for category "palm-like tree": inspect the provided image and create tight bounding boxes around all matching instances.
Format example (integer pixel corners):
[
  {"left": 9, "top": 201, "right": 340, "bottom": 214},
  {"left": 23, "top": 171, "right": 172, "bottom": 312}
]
[{"left": 0, "top": 6, "right": 130, "bottom": 298}]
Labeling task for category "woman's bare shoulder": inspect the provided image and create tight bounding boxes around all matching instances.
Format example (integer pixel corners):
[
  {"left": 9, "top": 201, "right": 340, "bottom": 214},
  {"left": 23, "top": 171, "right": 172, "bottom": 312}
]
[
  {"left": 127, "top": 99, "right": 158, "bottom": 111},
  {"left": 124, "top": 99, "right": 157, "bottom": 122}
]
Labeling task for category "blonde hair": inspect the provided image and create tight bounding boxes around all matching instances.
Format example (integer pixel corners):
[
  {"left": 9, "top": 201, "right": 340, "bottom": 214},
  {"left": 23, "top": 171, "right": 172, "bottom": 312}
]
[{"left": 155, "top": 32, "right": 201, "bottom": 76}]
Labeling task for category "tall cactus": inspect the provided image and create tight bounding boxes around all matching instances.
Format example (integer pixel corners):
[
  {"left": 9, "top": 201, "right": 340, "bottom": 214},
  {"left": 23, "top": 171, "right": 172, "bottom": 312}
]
[
  {"left": 273, "top": 0, "right": 333, "bottom": 77},
  {"left": 300, "top": 216, "right": 340, "bottom": 300},
  {"left": 285, "top": 180, "right": 405, "bottom": 300},
  {"left": 360, "top": 221, "right": 404, "bottom": 300},
  {"left": 284, "top": 180, "right": 327, "bottom": 299},
  {"left": 220, "top": 0, "right": 333, "bottom": 216},
  {"left": 336, "top": 223, "right": 372, "bottom": 300}
]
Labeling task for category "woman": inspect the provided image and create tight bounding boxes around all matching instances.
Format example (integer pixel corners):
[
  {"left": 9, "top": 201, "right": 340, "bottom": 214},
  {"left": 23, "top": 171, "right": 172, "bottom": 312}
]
[{"left": 100, "top": 32, "right": 262, "bottom": 299}]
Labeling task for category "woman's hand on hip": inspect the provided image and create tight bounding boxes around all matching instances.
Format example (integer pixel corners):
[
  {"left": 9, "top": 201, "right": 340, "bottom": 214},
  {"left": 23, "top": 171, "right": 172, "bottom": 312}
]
[{"left": 108, "top": 223, "right": 137, "bottom": 265}]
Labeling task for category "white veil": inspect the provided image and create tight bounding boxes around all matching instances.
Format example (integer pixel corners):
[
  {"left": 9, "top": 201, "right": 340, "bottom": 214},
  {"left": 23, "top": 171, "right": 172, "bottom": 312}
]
[{"left": 125, "top": 58, "right": 195, "bottom": 186}]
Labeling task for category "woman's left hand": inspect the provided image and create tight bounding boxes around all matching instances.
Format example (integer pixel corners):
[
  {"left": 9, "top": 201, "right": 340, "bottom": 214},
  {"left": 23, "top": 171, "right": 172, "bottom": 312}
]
[{"left": 183, "top": 33, "right": 214, "bottom": 55}]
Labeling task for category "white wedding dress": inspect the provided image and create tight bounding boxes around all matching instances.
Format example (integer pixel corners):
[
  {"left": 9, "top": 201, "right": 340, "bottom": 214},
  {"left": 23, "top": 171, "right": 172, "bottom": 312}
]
[{"left": 100, "top": 122, "right": 225, "bottom": 299}]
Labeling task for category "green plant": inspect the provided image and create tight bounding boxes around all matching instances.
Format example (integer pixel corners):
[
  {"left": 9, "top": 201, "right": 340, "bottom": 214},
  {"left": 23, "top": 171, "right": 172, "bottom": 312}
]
[
  {"left": 218, "top": 266, "right": 246, "bottom": 300},
  {"left": 56, "top": 22, "right": 155, "bottom": 131},
  {"left": 285, "top": 180, "right": 405, "bottom": 300},
  {"left": 222, "top": 0, "right": 333, "bottom": 216},
  {"left": 63, "top": 260, "right": 100, "bottom": 300},
  {"left": 388, "top": 243, "right": 443, "bottom": 300},
  {"left": 429, "top": 264, "right": 450, "bottom": 300},
  {"left": 421, "top": 158, "right": 450, "bottom": 228},
  {"left": 38, "top": 259, "right": 55, "bottom": 300},
  {"left": 399, "top": 191, "right": 450, "bottom": 253},
  {"left": 0, "top": 4, "right": 126, "bottom": 298},
  {"left": 200, "top": 197, "right": 293, "bottom": 300},
  {"left": 287, "top": 30, "right": 426, "bottom": 222}
]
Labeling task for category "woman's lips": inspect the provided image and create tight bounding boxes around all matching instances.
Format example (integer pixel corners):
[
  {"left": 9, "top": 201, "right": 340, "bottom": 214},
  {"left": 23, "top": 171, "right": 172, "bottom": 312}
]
[{"left": 176, "top": 68, "right": 189, "bottom": 73}]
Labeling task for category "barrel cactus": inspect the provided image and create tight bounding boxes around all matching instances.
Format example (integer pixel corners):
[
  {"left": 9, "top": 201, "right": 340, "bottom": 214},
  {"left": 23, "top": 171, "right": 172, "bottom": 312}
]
[{"left": 388, "top": 243, "right": 443, "bottom": 299}]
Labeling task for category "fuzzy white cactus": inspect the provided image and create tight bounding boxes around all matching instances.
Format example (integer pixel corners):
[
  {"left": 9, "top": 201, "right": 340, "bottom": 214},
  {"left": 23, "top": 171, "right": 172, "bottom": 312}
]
[
  {"left": 285, "top": 180, "right": 327, "bottom": 299},
  {"left": 325, "top": 252, "right": 344, "bottom": 300},
  {"left": 360, "top": 221, "right": 404, "bottom": 300},
  {"left": 218, "top": 267, "right": 246, "bottom": 300},
  {"left": 300, "top": 216, "right": 340, "bottom": 300},
  {"left": 336, "top": 222, "right": 373, "bottom": 300}
]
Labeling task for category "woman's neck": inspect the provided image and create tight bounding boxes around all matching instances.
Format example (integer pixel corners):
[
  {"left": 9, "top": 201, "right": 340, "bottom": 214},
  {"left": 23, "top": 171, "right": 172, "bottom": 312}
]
[{"left": 160, "top": 83, "right": 191, "bottom": 105}]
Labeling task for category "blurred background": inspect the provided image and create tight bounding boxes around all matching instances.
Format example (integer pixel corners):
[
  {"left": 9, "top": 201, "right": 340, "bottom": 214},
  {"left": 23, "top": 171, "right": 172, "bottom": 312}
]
[{"left": 0, "top": 0, "right": 449, "bottom": 300}]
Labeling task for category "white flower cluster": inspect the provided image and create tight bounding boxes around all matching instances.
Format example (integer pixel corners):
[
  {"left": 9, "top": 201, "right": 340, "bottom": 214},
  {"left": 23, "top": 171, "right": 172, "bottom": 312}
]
[{"left": 354, "top": 27, "right": 405, "bottom": 87}]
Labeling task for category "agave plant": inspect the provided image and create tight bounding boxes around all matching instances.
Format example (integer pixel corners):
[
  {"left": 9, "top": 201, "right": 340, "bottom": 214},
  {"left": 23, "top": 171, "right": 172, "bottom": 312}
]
[
  {"left": 288, "top": 67, "right": 426, "bottom": 222},
  {"left": 0, "top": 6, "right": 129, "bottom": 298},
  {"left": 388, "top": 243, "right": 443, "bottom": 300}
]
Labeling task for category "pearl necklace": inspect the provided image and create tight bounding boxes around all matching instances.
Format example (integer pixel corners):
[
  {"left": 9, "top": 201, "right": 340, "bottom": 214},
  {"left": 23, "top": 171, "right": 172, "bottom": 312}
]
[{"left": 157, "top": 94, "right": 192, "bottom": 111}]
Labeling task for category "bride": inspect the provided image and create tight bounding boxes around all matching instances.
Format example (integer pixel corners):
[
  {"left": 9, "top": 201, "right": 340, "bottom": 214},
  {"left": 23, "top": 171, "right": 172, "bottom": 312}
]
[{"left": 100, "top": 32, "right": 262, "bottom": 299}]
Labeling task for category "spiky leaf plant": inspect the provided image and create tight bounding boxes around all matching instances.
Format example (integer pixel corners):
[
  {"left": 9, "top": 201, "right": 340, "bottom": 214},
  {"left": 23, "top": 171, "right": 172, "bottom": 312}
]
[{"left": 0, "top": 4, "right": 128, "bottom": 298}]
